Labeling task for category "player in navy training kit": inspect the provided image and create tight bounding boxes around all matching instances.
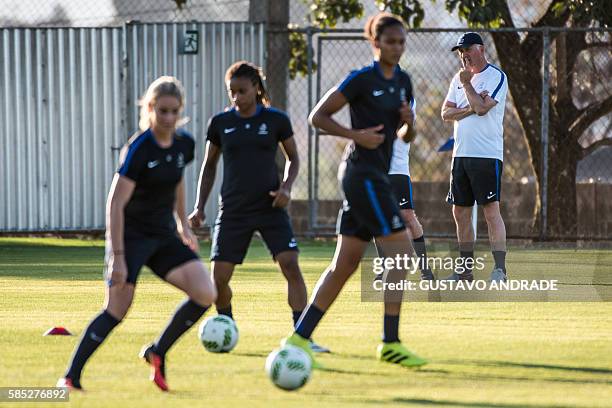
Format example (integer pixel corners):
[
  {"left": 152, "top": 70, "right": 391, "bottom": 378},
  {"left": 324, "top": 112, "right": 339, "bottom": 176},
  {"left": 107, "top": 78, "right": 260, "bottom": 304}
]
[
  {"left": 379, "top": 97, "right": 435, "bottom": 281},
  {"left": 58, "top": 77, "right": 217, "bottom": 392},
  {"left": 189, "top": 61, "right": 328, "bottom": 353},
  {"left": 280, "top": 13, "right": 427, "bottom": 369}
]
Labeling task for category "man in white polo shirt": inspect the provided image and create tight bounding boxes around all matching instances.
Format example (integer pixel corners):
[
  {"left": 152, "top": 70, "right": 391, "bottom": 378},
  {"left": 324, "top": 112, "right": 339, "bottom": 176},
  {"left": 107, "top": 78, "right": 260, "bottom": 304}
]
[{"left": 441, "top": 32, "right": 508, "bottom": 282}]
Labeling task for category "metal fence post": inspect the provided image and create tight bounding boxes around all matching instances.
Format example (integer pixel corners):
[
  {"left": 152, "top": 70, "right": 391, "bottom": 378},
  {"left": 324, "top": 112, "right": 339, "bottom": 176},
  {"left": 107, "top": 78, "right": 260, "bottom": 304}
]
[
  {"left": 540, "top": 29, "right": 550, "bottom": 240},
  {"left": 306, "top": 26, "right": 315, "bottom": 235}
]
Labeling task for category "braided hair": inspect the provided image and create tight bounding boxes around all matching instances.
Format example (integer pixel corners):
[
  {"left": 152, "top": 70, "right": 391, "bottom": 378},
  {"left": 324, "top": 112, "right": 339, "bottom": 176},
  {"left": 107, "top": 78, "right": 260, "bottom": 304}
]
[{"left": 225, "top": 61, "right": 271, "bottom": 107}]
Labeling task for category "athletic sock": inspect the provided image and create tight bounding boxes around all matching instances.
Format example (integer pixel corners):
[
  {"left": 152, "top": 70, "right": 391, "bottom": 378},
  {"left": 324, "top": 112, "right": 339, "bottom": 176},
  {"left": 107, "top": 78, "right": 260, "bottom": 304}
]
[
  {"left": 413, "top": 235, "right": 428, "bottom": 270},
  {"left": 382, "top": 314, "right": 400, "bottom": 343},
  {"left": 459, "top": 250, "right": 475, "bottom": 275},
  {"left": 155, "top": 299, "right": 209, "bottom": 357},
  {"left": 492, "top": 250, "right": 506, "bottom": 270},
  {"left": 295, "top": 304, "right": 324, "bottom": 339},
  {"left": 65, "top": 310, "right": 121, "bottom": 384},
  {"left": 217, "top": 305, "right": 233, "bottom": 319},
  {"left": 292, "top": 310, "right": 303, "bottom": 327}
]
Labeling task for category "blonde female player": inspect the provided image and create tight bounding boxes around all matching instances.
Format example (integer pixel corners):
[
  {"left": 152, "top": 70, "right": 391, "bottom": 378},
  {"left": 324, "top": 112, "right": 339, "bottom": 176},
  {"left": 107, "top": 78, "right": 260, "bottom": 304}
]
[{"left": 57, "top": 76, "right": 216, "bottom": 392}]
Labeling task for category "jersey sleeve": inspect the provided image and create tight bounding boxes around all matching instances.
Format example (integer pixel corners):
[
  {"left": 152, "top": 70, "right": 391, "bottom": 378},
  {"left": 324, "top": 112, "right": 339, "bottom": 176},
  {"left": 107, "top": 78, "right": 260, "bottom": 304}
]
[
  {"left": 445, "top": 75, "right": 458, "bottom": 104},
  {"left": 489, "top": 70, "right": 507, "bottom": 103},
  {"left": 117, "top": 141, "right": 147, "bottom": 182},
  {"left": 337, "top": 70, "right": 362, "bottom": 102},
  {"left": 206, "top": 115, "right": 221, "bottom": 147},
  {"left": 277, "top": 112, "right": 294, "bottom": 142},
  {"left": 185, "top": 135, "right": 195, "bottom": 164}
]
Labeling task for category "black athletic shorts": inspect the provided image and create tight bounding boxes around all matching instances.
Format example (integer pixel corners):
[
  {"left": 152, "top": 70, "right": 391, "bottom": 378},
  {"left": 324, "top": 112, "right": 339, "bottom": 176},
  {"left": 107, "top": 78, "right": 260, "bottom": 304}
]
[
  {"left": 104, "top": 229, "right": 199, "bottom": 285},
  {"left": 337, "top": 170, "right": 405, "bottom": 242},
  {"left": 447, "top": 157, "right": 503, "bottom": 206},
  {"left": 211, "top": 208, "right": 298, "bottom": 265},
  {"left": 389, "top": 174, "right": 414, "bottom": 210}
]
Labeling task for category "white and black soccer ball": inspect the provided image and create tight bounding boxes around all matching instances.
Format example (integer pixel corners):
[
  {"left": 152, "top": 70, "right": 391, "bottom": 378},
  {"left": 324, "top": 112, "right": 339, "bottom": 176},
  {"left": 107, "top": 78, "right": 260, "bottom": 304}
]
[
  {"left": 198, "top": 315, "right": 239, "bottom": 353},
  {"left": 265, "top": 345, "right": 312, "bottom": 391}
]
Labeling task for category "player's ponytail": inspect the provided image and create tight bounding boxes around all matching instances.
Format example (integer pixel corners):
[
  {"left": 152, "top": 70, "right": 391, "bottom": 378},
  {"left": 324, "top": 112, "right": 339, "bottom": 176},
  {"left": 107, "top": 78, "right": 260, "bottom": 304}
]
[
  {"left": 138, "top": 76, "right": 187, "bottom": 131},
  {"left": 364, "top": 12, "right": 406, "bottom": 44},
  {"left": 225, "top": 61, "right": 271, "bottom": 107}
]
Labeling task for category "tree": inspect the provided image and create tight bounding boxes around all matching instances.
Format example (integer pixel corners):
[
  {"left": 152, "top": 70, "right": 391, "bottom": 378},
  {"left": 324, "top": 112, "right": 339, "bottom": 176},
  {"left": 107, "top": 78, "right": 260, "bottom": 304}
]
[{"left": 290, "top": 0, "right": 611, "bottom": 238}]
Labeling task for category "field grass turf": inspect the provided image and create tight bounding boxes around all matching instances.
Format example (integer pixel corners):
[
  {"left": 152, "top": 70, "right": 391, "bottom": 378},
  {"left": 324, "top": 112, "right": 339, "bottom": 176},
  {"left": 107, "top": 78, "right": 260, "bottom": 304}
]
[{"left": 0, "top": 237, "right": 611, "bottom": 407}]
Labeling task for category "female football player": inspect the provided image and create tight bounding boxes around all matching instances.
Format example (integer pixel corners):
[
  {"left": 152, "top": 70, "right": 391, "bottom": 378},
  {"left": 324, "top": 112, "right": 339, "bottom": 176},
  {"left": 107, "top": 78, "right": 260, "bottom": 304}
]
[
  {"left": 189, "top": 61, "right": 328, "bottom": 353},
  {"left": 58, "top": 76, "right": 217, "bottom": 392},
  {"left": 281, "top": 13, "right": 428, "bottom": 368}
]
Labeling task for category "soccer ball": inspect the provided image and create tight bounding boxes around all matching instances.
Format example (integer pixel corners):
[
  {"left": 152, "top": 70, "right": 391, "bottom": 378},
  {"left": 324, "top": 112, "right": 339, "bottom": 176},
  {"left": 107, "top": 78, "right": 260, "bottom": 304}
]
[
  {"left": 198, "top": 315, "right": 239, "bottom": 353},
  {"left": 265, "top": 345, "right": 312, "bottom": 391}
]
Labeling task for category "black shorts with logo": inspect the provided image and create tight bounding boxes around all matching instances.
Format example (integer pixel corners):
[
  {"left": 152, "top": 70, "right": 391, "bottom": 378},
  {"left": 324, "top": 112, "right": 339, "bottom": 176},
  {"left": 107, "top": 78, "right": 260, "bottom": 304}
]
[
  {"left": 447, "top": 157, "right": 503, "bottom": 206},
  {"left": 389, "top": 174, "right": 414, "bottom": 210},
  {"left": 104, "top": 229, "right": 199, "bottom": 285},
  {"left": 337, "top": 169, "right": 405, "bottom": 242},
  {"left": 211, "top": 208, "right": 298, "bottom": 265}
]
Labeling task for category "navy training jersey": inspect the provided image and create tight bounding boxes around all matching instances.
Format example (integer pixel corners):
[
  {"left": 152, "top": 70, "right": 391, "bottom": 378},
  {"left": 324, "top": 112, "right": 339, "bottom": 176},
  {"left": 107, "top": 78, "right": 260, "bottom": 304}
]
[
  {"left": 117, "top": 128, "right": 195, "bottom": 236},
  {"left": 338, "top": 60, "right": 414, "bottom": 175},
  {"left": 207, "top": 105, "right": 293, "bottom": 215}
]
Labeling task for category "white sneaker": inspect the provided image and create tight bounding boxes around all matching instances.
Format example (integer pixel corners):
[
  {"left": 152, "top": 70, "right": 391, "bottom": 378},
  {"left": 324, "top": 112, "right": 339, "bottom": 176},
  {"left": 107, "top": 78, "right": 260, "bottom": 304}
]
[{"left": 490, "top": 267, "right": 507, "bottom": 282}]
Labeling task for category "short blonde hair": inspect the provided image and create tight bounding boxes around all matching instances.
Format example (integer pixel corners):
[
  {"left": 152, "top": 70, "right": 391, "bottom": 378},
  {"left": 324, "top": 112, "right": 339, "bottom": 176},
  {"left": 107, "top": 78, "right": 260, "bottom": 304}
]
[{"left": 138, "top": 76, "right": 186, "bottom": 131}]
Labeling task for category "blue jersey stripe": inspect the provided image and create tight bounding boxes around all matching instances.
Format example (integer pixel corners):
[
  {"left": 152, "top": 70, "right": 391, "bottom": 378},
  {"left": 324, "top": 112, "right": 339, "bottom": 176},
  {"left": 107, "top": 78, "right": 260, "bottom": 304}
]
[
  {"left": 489, "top": 64, "right": 506, "bottom": 100},
  {"left": 408, "top": 177, "right": 413, "bottom": 208},
  {"left": 337, "top": 64, "right": 374, "bottom": 92},
  {"left": 364, "top": 179, "right": 391, "bottom": 236},
  {"left": 495, "top": 160, "right": 500, "bottom": 198},
  {"left": 119, "top": 130, "right": 150, "bottom": 176}
]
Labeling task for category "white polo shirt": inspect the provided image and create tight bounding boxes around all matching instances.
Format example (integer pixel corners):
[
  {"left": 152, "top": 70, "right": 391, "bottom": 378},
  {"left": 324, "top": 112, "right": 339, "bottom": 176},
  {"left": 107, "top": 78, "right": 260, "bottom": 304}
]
[
  {"left": 388, "top": 98, "right": 417, "bottom": 176},
  {"left": 445, "top": 63, "right": 508, "bottom": 161}
]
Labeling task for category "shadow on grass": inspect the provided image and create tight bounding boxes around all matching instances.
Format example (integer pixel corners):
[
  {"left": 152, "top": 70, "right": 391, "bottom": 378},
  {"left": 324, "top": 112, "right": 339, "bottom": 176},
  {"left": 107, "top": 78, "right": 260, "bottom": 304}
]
[
  {"left": 363, "top": 398, "right": 575, "bottom": 408},
  {"left": 441, "top": 359, "right": 612, "bottom": 375}
]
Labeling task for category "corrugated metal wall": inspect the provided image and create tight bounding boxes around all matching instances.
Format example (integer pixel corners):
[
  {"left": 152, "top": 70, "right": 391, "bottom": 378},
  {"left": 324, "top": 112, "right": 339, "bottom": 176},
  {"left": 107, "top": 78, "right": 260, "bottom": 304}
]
[{"left": 0, "top": 22, "right": 265, "bottom": 231}]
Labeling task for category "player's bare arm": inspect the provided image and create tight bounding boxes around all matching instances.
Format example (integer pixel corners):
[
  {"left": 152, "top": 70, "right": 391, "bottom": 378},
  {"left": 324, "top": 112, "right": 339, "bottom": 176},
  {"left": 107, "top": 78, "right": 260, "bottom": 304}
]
[
  {"left": 397, "top": 101, "right": 416, "bottom": 143},
  {"left": 189, "top": 141, "right": 221, "bottom": 228},
  {"left": 459, "top": 69, "right": 497, "bottom": 116},
  {"left": 106, "top": 174, "right": 136, "bottom": 286},
  {"left": 175, "top": 178, "right": 198, "bottom": 251},
  {"left": 270, "top": 136, "right": 300, "bottom": 208},
  {"left": 441, "top": 100, "right": 474, "bottom": 122},
  {"left": 309, "top": 88, "right": 384, "bottom": 149}
]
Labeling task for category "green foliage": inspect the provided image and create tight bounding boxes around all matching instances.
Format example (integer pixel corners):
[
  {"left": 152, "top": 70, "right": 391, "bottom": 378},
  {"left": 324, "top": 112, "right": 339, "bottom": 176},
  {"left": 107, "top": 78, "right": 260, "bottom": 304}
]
[
  {"left": 444, "top": 0, "right": 508, "bottom": 27},
  {"left": 552, "top": 0, "right": 612, "bottom": 27},
  {"left": 375, "top": 0, "right": 426, "bottom": 28},
  {"left": 308, "top": 0, "right": 365, "bottom": 27},
  {"left": 289, "top": 29, "right": 317, "bottom": 80}
]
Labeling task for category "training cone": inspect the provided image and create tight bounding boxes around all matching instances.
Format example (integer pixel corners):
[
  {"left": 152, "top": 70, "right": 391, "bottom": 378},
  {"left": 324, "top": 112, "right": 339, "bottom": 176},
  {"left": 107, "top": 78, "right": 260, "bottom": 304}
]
[{"left": 43, "top": 327, "right": 73, "bottom": 336}]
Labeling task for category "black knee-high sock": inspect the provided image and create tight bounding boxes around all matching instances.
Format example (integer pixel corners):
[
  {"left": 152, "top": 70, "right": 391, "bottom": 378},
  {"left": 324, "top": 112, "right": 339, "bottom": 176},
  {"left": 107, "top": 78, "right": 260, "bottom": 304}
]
[
  {"left": 295, "top": 304, "right": 324, "bottom": 339},
  {"left": 383, "top": 314, "right": 400, "bottom": 343},
  {"left": 292, "top": 310, "right": 303, "bottom": 327},
  {"left": 217, "top": 305, "right": 233, "bottom": 319},
  {"left": 459, "top": 250, "right": 475, "bottom": 274},
  {"left": 413, "top": 235, "right": 428, "bottom": 270},
  {"left": 155, "top": 299, "right": 209, "bottom": 357},
  {"left": 492, "top": 251, "right": 506, "bottom": 270},
  {"left": 65, "top": 310, "right": 121, "bottom": 384}
]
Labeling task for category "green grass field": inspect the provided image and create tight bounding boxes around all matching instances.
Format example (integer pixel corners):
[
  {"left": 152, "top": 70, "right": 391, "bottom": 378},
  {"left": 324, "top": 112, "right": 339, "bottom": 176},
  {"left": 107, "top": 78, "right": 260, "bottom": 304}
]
[{"left": 1, "top": 237, "right": 611, "bottom": 408}]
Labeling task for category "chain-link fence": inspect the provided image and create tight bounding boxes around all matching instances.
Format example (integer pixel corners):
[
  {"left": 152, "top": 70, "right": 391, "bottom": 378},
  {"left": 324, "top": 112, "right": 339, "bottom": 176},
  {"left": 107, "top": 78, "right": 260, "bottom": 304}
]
[
  {"left": 0, "top": 0, "right": 250, "bottom": 26},
  {"left": 285, "top": 27, "right": 611, "bottom": 240}
]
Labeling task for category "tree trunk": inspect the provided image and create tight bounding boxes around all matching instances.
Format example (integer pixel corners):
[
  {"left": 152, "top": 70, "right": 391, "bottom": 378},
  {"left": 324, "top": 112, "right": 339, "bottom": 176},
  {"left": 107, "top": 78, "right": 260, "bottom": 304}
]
[
  {"left": 546, "top": 119, "right": 580, "bottom": 238},
  {"left": 491, "top": 31, "right": 583, "bottom": 239}
]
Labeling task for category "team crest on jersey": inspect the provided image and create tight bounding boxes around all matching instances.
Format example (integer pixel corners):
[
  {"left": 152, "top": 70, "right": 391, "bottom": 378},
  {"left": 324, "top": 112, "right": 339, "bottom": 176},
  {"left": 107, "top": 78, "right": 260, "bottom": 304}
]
[
  {"left": 258, "top": 123, "right": 268, "bottom": 135},
  {"left": 177, "top": 153, "right": 185, "bottom": 168},
  {"left": 389, "top": 86, "right": 395, "bottom": 94}
]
